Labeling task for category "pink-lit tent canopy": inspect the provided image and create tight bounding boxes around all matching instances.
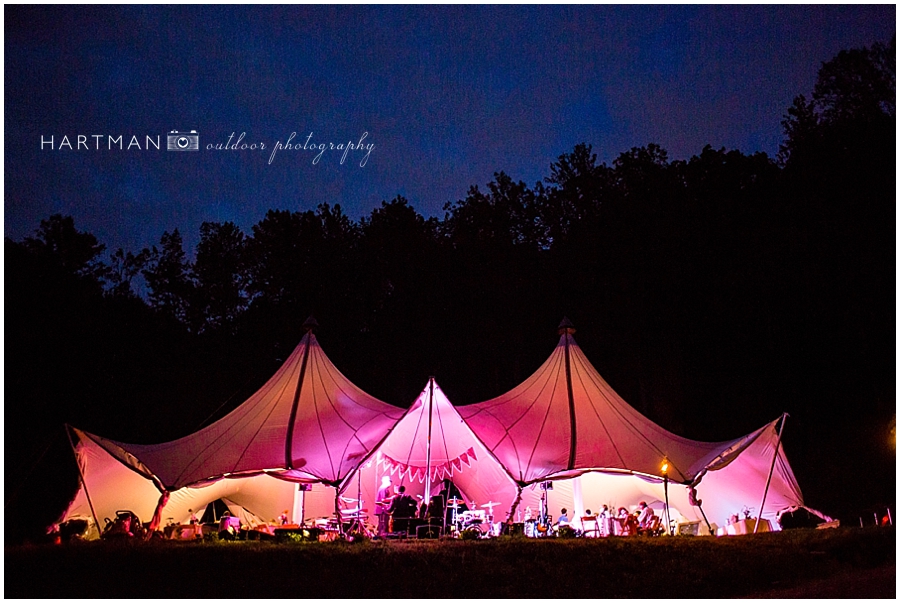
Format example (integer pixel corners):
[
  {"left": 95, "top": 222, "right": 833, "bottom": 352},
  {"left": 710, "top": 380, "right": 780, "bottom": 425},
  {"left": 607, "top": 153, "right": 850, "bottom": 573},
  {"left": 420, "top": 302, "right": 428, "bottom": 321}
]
[
  {"left": 60, "top": 323, "right": 405, "bottom": 538},
  {"left": 58, "top": 319, "right": 810, "bottom": 539},
  {"left": 458, "top": 320, "right": 806, "bottom": 532},
  {"left": 345, "top": 378, "right": 519, "bottom": 528}
]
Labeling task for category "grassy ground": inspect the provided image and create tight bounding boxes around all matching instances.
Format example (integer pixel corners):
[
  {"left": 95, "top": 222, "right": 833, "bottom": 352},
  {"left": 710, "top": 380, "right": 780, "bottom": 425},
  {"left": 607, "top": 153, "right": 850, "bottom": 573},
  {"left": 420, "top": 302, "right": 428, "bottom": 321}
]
[{"left": 5, "top": 527, "right": 894, "bottom": 598}]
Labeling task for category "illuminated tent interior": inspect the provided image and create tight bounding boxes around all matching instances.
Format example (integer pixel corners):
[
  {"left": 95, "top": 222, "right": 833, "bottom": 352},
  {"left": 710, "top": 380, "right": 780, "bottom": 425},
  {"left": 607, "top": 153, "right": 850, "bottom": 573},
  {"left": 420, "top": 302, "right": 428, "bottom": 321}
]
[
  {"left": 458, "top": 319, "right": 807, "bottom": 534},
  {"left": 58, "top": 320, "right": 405, "bottom": 538},
  {"left": 343, "top": 378, "right": 519, "bottom": 532},
  {"left": 57, "top": 319, "right": 812, "bottom": 539}
]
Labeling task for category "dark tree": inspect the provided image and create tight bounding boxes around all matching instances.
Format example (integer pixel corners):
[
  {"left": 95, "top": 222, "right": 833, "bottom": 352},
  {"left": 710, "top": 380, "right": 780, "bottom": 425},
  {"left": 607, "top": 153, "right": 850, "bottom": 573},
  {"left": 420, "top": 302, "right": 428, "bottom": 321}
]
[
  {"left": 22, "top": 213, "right": 107, "bottom": 287},
  {"left": 105, "top": 247, "right": 150, "bottom": 299},
  {"left": 193, "top": 221, "right": 247, "bottom": 332},
  {"left": 142, "top": 230, "right": 195, "bottom": 326}
]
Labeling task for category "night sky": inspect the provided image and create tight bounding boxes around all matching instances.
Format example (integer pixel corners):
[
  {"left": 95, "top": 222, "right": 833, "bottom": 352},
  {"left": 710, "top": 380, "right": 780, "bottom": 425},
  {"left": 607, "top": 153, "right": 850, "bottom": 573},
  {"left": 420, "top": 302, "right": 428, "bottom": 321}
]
[{"left": 5, "top": 5, "right": 895, "bottom": 254}]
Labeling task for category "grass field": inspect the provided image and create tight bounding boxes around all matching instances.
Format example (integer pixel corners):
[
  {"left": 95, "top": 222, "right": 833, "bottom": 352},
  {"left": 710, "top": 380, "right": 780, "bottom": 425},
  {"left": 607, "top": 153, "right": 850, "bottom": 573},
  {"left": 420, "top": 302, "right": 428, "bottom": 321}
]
[{"left": 5, "top": 527, "right": 894, "bottom": 598}]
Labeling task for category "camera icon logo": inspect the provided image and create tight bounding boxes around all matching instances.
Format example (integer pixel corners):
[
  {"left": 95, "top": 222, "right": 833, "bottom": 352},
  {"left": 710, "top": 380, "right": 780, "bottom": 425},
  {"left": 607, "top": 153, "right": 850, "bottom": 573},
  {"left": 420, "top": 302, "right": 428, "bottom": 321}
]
[{"left": 167, "top": 130, "right": 199, "bottom": 151}]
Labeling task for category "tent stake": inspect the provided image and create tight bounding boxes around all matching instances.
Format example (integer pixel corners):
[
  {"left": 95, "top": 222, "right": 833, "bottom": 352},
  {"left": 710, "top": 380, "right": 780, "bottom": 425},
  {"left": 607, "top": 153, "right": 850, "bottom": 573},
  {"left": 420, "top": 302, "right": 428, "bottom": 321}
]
[{"left": 754, "top": 413, "right": 787, "bottom": 534}]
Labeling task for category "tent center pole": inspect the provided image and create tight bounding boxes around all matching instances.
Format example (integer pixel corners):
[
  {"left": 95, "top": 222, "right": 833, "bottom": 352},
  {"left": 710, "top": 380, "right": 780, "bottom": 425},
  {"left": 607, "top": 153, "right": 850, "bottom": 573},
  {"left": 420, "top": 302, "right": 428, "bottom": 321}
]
[
  {"left": 423, "top": 377, "right": 435, "bottom": 516},
  {"left": 284, "top": 333, "right": 313, "bottom": 469}
]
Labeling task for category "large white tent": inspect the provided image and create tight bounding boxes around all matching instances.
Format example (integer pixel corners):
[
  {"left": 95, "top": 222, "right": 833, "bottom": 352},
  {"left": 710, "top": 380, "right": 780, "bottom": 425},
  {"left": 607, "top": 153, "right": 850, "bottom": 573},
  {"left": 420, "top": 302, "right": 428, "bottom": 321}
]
[
  {"left": 457, "top": 320, "right": 805, "bottom": 534},
  {"left": 59, "top": 322, "right": 405, "bottom": 538},
  {"left": 58, "top": 319, "right": 811, "bottom": 539}
]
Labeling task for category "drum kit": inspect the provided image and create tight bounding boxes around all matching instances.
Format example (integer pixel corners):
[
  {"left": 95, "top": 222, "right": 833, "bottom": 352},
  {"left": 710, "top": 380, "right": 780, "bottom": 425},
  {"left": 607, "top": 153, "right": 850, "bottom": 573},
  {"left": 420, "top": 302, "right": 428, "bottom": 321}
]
[
  {"left": 326, "top": 496, "right": 510, "bottom": 538},
  {"left": 338, "top": 496, "right": 371, "bottom": 536},
  {"left": 452, "top": 500, "right": 501, "bottom": 537}
]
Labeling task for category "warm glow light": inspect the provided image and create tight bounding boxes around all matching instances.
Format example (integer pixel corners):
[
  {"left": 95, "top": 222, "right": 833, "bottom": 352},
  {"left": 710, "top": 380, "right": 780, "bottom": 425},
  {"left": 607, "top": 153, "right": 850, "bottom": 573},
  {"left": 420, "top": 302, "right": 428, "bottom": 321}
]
[{"left": 661, "top": 460, "right": 669, "bottom": 474}]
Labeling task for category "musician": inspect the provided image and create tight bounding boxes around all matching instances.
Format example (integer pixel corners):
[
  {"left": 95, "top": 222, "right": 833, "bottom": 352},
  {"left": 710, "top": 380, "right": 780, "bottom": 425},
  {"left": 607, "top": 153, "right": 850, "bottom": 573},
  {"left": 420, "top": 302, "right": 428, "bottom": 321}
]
[
  {"left": 424, "top": 480, "right": 449, "bottom": 524},
  {"left": 389, "top": 486, "right": 418, "bottom": 533},
  {"left": 375, "top": 476, "right": 395, "bottom": 536}
]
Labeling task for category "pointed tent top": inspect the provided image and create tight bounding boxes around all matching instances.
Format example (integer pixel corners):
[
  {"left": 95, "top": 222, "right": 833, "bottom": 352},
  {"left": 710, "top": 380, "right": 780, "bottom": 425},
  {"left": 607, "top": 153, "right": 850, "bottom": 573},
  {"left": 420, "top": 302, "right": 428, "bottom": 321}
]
[
  {"left": 558, "top": 317, "right": 576, "bottom": 335},
  {"left": 98, "top": 330, "right": 404, "bottom": 489},
  {"left": 303, "top": 316, "right": 319, "bottom": 332}
]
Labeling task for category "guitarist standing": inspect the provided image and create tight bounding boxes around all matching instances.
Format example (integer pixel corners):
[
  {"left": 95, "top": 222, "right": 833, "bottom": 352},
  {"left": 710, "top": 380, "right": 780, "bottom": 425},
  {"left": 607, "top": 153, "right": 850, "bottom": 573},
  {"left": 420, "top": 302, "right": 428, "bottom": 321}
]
[{"left": 375, "top": 476, "right": 396, "bottom": 536}]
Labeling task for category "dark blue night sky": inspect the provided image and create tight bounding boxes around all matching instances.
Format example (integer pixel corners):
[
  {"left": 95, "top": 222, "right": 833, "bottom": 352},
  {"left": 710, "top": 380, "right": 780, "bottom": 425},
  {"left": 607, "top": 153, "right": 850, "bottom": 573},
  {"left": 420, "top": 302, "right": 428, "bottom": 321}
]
[{"left": 5, "top": 5, "right": 895, "bottom": 253}]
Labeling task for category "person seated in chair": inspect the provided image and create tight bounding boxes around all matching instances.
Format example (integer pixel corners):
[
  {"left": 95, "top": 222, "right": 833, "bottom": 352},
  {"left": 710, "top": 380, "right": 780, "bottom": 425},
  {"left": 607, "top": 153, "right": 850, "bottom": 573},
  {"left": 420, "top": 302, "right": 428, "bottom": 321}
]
[
  {"left": 553, "top": 508, "right": 570, "bottom": 532},
  {"left": 616, "top": 507, "right": 637, "bottom": 536},
  {"left": 637, "top": 501, "right": 656, "bottom": 534}
]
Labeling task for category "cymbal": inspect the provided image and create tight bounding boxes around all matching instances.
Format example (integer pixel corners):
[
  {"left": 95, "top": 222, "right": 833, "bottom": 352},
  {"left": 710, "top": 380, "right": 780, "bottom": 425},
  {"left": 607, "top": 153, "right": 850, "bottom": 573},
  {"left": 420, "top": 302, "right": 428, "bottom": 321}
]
[
  {"left": 481, "top": 501, "right": 500, "bottom": 508},
  {"left": 340, "top": 496, "right": 359, "bottom": 503},
  {"left": 447, "top": 498, "right": 464, "bottom": 504}
]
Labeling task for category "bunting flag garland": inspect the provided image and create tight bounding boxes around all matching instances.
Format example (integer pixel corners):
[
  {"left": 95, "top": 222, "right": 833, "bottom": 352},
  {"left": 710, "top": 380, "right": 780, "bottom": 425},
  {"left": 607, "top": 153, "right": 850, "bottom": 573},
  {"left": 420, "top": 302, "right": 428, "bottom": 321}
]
[{"left": 378, "top": 448, "right": 477, "bottom": 483}]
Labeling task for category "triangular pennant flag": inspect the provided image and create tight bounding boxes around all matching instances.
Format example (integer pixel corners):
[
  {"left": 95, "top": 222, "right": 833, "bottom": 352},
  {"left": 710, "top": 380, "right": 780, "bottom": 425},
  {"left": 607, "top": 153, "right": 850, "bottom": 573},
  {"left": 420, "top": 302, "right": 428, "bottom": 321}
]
[{"left": 468, "top": 447, "right": 477, "bottom": 461}]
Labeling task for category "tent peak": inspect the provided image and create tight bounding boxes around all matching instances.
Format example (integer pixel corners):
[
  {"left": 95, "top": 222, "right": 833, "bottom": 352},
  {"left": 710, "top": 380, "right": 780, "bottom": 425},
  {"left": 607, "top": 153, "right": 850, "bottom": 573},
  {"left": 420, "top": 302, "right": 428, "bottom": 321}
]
[
  {"left": 303, "top": 315, "right": 319, "bottom": 332},
  {"left": 558, "top": 317, "right": 576, "bottom": 335}
]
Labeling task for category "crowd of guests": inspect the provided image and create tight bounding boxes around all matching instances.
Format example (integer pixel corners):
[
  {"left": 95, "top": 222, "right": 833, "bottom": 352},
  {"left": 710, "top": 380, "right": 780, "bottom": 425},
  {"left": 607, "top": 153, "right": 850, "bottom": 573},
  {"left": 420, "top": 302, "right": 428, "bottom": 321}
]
[{"left": 555, "top": 501, "right": 663, "bottom": 537}]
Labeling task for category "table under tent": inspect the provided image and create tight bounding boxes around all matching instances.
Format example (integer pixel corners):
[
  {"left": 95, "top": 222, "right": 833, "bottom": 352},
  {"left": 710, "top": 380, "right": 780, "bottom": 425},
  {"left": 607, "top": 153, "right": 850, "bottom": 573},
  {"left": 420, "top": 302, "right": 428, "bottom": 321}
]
[
  {"left": 457, "top": 319, "right": 809, "bottom": 536},
  {"left": 58, "top": 320, "right": 404, "bottom": 539}
]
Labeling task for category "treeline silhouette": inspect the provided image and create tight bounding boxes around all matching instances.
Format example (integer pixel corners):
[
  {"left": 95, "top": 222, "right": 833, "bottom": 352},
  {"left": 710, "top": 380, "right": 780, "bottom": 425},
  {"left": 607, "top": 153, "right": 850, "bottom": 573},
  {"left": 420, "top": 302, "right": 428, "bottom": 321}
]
[{"left": 5, "top": 40, "right": 894, "bottom": 542}]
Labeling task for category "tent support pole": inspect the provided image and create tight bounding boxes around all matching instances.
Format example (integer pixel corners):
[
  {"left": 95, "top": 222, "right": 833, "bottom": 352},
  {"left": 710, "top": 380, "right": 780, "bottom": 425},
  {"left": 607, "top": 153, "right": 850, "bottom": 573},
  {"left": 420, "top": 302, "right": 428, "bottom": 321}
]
[
  {"left": 285, "top": 331, "right": 313, "bottom": 469},
  {"left": 754, "top": 413, "right": 787, "bottom": 534},
  {"left": 663, "top": 474, "right": 671, "bottom": 535},
  {"left": 563, "top": 333, "right": 577, "bottom": 470},
  {"left": 696, "top": 500, "right": 713, "bottom": 534},
  {"left": 423, "top": 378, "right": 435, "bottom": 517},
  {"left": 146, "top": 490, "right": 171, "bottom": 539},
  {"left": 65, "top": 425, "right": 101, "bottom": 538},
  {"left": 334, "top": 486, "right": 345, "bottom": 537},
  {"left": 507, "top": 485, "right": 523, "bottom": 525}
]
